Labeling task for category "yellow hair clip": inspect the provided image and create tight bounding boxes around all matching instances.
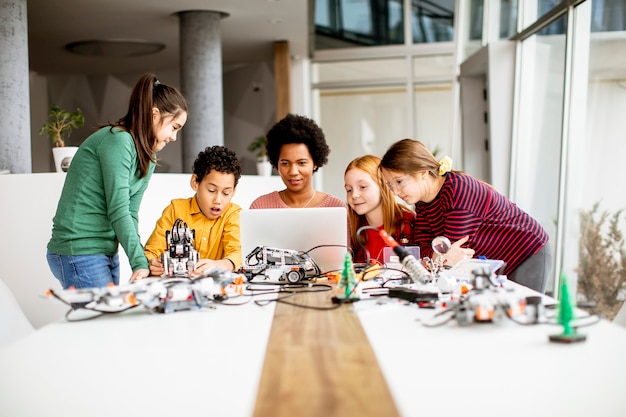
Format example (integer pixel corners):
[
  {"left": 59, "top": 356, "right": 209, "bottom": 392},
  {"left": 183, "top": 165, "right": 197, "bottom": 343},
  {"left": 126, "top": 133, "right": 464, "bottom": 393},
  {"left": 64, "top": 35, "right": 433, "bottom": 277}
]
[{"left": 438, "top": 156, "right": 452, "bottom": 176}]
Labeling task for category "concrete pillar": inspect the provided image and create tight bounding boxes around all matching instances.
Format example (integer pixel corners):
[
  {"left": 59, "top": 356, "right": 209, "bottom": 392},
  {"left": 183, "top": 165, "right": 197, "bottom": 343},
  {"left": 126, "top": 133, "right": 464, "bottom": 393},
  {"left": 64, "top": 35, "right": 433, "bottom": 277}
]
[
  {"left": 178, "top": 10, "right": 227, "bottom": 172},
  {"left": 0, "top": 0, "right": 31, "bottom": 173}
]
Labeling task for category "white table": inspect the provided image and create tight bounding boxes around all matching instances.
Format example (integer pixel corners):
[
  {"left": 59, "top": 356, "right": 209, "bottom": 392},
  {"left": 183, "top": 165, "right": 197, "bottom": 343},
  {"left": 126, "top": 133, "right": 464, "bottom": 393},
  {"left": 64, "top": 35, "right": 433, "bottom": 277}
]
[
  {"left": 0, "top": 300, "right": 276, "bottom": 417},
  {"left": 355, "top": 283, "right": 626, "bottom": 417},
  {"left": 2, "top": 281, "right": 626, "bottom": 417}
]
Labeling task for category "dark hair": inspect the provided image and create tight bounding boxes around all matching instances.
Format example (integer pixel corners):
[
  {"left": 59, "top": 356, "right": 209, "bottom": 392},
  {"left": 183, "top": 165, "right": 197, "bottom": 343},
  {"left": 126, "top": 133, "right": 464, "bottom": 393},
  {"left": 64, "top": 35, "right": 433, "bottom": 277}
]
[
  {"left": 192, "top": 146, "right": 242, "bottom": 187},
  {"left": 110, "top": 73, "right": 188, "bottom": 178},
  {"left": 265, "top": 113, "right": 330, "bottom": 172}
]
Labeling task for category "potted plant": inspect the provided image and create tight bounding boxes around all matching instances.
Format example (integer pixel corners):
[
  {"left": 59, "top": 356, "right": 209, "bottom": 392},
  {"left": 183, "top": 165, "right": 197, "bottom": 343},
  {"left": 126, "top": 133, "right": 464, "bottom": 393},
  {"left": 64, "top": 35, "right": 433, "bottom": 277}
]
[
  {"left": 39, "top": 104, "right": 85, "bottom": 172},
  {"left": 248, "top": 135, "right": 272, "bottom": 176},
  {"left": 577, "top": 202, "right": 626, "bottom": 320}
]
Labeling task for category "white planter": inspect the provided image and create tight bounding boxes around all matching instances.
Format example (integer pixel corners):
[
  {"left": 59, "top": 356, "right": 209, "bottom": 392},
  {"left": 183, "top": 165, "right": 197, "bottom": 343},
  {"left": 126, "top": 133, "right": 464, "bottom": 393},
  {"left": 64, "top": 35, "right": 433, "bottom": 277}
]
[
  {"left": 52, "top": 146, "right": 79, "bottom": 173},
  {"left": 256, "top": 158, "right": 272, "bottom": 176}
]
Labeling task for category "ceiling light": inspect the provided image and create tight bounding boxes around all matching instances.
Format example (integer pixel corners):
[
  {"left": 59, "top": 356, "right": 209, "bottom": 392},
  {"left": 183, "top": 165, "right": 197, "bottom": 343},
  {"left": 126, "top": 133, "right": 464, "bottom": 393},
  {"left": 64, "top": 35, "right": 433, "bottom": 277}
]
[{"left": 65, "top": 39, "right": 166, "bottom": 57}]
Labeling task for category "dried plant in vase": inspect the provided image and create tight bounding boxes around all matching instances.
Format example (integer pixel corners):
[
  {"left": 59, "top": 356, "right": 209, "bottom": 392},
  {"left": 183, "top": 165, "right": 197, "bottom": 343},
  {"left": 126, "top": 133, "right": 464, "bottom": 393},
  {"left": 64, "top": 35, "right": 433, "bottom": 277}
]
[{"left": 577, "top": 202, "right": 626, "bottom": 320}]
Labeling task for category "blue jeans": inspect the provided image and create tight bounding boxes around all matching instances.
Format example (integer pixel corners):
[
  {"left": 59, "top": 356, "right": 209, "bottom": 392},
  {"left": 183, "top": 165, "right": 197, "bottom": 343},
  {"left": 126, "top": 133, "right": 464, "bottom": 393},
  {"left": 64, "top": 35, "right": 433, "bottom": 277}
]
[{"left": 46, "top": 250, "right": 120, "bottom": 289}]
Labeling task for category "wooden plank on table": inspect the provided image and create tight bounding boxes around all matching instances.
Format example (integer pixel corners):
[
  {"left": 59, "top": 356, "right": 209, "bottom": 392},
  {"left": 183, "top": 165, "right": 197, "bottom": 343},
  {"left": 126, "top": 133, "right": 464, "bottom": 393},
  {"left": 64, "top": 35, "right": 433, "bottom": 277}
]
[{"left": 253, "top": 286, "right": 400, "bottom": 417}]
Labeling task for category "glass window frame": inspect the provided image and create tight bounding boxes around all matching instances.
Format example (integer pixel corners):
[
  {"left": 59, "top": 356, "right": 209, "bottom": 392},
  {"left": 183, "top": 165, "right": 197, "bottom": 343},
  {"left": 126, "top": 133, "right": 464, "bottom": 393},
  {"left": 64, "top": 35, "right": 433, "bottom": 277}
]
[{"left": 510, "top": 0, "right": 592, "bottom": 296}]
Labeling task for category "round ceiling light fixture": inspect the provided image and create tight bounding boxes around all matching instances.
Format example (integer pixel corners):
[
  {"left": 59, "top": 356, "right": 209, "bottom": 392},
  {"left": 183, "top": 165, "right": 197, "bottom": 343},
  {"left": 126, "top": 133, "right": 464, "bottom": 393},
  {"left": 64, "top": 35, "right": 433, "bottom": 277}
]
[{"left": 65, "top": 39, "right": 166, "bottom": 57}]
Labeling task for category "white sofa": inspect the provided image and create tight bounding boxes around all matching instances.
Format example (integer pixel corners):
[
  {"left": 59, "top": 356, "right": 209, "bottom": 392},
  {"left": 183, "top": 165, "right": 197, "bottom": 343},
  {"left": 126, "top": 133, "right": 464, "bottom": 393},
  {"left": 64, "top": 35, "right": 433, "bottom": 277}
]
[{"left": 0, "top": 173, "right": 283, "bottom": 329}]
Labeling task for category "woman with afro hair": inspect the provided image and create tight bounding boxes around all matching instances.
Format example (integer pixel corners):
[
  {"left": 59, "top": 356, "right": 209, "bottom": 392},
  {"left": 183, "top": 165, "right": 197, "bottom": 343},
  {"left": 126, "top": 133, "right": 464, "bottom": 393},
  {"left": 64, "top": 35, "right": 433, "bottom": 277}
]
[{"left": 249, "top": 113, "right": 345, "bottom": 209}]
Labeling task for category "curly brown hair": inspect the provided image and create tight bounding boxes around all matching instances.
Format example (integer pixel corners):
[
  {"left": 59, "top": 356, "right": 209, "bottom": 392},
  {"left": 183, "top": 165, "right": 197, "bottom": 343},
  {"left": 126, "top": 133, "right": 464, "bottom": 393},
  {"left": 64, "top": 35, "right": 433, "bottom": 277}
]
[{"left": 192, "top": 146, "right": 242, "bottom": 186}]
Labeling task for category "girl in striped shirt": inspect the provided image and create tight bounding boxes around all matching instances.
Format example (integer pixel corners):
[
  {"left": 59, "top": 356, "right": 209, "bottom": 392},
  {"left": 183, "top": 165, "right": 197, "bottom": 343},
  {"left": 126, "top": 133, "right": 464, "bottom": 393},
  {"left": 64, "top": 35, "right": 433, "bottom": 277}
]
[{"left": 379, "top": 139, "right": 551, "bottom": 293}]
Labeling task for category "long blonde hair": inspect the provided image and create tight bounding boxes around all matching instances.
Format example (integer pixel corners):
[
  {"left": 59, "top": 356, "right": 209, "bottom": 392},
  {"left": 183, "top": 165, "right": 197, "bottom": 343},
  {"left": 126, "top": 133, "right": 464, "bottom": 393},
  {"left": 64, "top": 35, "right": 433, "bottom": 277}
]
[{"left": 345, "top": 155, "right": 413, "bottom": 256}]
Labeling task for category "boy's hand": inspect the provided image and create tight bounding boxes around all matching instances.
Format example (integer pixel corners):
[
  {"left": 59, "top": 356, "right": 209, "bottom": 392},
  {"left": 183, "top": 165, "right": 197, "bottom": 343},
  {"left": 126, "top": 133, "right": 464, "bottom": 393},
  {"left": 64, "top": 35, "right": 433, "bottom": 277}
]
[
  {"left": 192, "top": 259, "right": 217, "bottom": 276},
  {"left": 191, "top": 258, "right": 235, "bottom": 277},
  {"left": 148, "top": 258, "right": 165, "bottom": 276}
]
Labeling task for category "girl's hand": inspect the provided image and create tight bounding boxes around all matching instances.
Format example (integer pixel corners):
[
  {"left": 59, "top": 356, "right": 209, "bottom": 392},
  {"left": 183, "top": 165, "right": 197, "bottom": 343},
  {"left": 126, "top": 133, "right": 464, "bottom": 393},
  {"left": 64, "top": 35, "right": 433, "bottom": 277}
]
[
  {"left": 440, "top": 235, "right": 475, "bottom": 266},
  {"left": 130, "top": 268, "right": 150, "bottom": 281}
]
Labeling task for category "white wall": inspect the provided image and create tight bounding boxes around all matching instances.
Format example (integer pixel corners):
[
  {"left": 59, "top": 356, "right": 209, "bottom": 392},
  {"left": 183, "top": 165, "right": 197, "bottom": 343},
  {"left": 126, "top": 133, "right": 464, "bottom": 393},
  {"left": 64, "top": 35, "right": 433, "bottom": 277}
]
[
  {"left": 30, "top": 63, "right": 279, "bottom": 176},
  {"left": 318, "top": 85, "right": 452, "bottom": 202},
  {"left": 223, "top": 61, "right": 277, "bottom": 175},
  {"left": 0, "top": 173, "right": 283, "bottom": 329}
]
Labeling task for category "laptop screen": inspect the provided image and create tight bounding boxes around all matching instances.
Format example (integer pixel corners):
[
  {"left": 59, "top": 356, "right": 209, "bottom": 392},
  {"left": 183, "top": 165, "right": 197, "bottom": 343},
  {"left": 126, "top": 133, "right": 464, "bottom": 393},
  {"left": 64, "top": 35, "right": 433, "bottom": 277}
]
[{"left": 239, "top": 207, "right": 348, "bottom": 273}]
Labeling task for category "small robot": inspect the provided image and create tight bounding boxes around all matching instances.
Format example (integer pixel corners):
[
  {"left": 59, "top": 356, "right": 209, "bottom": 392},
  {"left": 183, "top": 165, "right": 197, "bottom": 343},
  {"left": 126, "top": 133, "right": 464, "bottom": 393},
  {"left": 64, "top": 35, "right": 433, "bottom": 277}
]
[
  {"left": 161, "top": 218, "right": 199, "bottom": 278},
  {"left": 239, "top": 246, "right": 321, "bottom": 283},
  {"left": 46, "top": 269, "right": 248, "bottom": 314}
]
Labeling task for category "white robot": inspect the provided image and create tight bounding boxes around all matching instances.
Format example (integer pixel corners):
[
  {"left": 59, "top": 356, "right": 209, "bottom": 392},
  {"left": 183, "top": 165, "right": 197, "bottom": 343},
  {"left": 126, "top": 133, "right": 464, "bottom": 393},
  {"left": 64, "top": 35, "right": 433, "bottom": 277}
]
[{"left": 161, "top": 218, "right": 199, "bottom": 278}]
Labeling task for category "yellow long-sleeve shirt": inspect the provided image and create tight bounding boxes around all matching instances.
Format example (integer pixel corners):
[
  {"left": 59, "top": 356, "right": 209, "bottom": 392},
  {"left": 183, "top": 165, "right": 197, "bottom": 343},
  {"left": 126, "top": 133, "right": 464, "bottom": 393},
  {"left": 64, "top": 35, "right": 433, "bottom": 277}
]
[{"left": 144, "top": 196, "right": 242, "bottom": 270}]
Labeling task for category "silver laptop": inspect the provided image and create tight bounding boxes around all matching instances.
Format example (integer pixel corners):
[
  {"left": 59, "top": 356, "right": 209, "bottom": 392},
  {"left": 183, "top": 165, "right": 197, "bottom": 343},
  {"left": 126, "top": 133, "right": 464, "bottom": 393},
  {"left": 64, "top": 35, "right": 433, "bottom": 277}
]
[{"left": 239, "top": 207, "right": 348, "bottom": 273}]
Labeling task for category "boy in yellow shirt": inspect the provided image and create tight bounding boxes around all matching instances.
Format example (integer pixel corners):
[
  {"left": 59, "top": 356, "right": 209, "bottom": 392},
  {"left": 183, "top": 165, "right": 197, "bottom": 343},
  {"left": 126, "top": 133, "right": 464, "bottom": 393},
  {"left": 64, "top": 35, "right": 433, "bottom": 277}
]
[{"left": 144, "top": 146, "right": 242, "bottom": 275}]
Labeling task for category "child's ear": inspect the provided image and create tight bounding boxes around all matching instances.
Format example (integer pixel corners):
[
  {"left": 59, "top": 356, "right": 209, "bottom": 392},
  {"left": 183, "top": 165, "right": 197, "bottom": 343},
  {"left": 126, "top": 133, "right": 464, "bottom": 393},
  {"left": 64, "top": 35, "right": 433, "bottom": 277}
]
[{"left": 190, "top": 174, "right": 199, "bottom": 191}]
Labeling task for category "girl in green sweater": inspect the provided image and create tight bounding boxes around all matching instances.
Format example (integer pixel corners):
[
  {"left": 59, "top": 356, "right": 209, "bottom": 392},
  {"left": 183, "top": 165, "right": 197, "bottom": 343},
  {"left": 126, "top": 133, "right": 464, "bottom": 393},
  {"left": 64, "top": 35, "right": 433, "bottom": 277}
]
[{"left": 47, "top": 73, "right": 188, "bottom": 289}]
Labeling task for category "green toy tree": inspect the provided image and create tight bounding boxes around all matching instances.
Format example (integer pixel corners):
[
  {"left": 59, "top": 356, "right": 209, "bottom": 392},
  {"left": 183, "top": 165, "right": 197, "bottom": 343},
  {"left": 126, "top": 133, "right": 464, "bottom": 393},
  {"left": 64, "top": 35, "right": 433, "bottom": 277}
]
[
  {"left": 337, "top": 252, "right": 359, "bottom": 300},
  {"left": 549, "top": 271, "right": 587, "bottom": 343}
]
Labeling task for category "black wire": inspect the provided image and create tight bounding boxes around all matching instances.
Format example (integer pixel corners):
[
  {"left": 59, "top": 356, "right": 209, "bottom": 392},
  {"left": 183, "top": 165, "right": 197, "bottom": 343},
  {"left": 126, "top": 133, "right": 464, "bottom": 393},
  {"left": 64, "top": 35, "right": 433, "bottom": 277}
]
[
  {"left": 253, "top": 283, "right": 336, "bottom": 309},
  {"left": 356, "top": 265, "right": 412, "bottom": 287},
  {"left": 419, "top": 306, "right": 458, "bottom": 327},
  {"left": 212, "top": 295, "right": 253, "bottom": 306},
  {"left": 246, "top": 267, "right": 335, "bottom": 285},
  {"left": 355, "top": 225, "right": 381, "bottom": 265},
  {"left": 64, "top": 308, "right": 104, "bottom": 322},
  {"left": 276, "top": 298, "right": 342, "bottom": 310},
  {"left": 416, "top": 295, "right": 603, "bottom": 328},
  {"left": 254, "top": 290, "right": 299, "bottom": 307},
  {"left": 304, "top": 244, "right": 351, "bottom": 256},
  {"left": 47, "top": 289, "right": 141, "bottom": 322}
]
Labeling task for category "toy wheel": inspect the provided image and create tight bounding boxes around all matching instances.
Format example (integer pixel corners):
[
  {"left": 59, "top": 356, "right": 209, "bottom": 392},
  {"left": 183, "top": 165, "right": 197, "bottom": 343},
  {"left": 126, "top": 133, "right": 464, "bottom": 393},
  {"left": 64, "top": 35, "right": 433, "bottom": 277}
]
[{"left": 286, "top": 270, "right": 301, "bottom": 283}]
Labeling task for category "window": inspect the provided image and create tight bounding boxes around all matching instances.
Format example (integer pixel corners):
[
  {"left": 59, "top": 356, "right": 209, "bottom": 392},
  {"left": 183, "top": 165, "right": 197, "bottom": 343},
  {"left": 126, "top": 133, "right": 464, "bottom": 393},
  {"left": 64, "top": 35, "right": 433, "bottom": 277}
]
[{"left": 315, "top": 0, "right": 455, "bottom": 49}]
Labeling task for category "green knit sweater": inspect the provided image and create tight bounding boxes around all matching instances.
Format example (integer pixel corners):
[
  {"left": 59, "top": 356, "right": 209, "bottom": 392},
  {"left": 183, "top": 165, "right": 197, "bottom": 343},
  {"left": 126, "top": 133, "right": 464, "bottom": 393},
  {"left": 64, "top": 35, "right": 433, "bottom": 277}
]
[{"left": 47, "top": 127, "right": 155, "bottom": 272}]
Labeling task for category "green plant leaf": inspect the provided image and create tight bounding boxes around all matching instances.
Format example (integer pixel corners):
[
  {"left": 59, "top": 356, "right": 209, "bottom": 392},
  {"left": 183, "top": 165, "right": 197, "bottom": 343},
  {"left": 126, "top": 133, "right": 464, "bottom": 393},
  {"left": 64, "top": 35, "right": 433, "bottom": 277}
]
[{"left": 39, "top": 105, "right": 85, "bottom": 147}]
